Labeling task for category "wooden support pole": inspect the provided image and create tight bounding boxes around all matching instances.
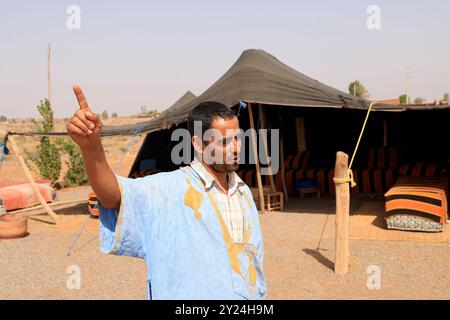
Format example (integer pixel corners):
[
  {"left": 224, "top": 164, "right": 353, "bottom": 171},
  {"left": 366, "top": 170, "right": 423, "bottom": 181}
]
[
  {"left": 247, "top": 103, "right": 265, "bottom": 214},
  {"left": 7, "top": 135, "right": 59, "bottom": 224},
  {"left": 334, "top": 151, "right": 350, "bottom": 274},
  {"left": 278, "top": 110, "right": 288, "bottom": 202},
  {"left": 258, "top": 104, "right": 276, "bottom": 194}
]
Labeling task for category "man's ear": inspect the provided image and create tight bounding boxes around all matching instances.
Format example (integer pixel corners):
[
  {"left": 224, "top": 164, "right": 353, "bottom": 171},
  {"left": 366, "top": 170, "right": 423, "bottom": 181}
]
[{"left": 192, "top": 135, "right": 203, "bottom": 156}]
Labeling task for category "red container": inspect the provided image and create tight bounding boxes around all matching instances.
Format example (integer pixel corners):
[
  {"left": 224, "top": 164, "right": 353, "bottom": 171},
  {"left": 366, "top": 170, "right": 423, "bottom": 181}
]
[{"left": 0, "top": 214, "right": 28, "bottom": 239}]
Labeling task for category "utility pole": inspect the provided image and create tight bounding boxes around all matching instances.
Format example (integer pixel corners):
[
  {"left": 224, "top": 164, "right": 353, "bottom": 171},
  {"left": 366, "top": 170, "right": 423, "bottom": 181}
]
[
  {"left": 47, "top": 43, "right": 51, "bottom": 105},
  {"left": 405, "top": 67, "right": 412, "bottom": 104}
]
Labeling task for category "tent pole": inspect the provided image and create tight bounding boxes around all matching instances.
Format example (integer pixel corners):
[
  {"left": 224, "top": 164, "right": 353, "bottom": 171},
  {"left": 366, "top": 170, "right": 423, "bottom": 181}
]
[
  {"left": 258, "top": 103, "right": 276, "bottom": 194},
  {"left": 7, "top": 134, "right": 59, "bottom": 224},
  {"left": 247, "top": 103, "right": 265, "bottom": 214},
  {"left": 278, "top": 110, "right": 289, "bottom": 202}
]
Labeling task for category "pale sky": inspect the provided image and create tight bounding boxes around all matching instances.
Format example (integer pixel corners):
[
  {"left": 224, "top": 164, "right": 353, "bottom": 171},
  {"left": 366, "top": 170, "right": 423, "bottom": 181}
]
[{"left": 0, "top": 0, "right": 449, "bottom": 118}]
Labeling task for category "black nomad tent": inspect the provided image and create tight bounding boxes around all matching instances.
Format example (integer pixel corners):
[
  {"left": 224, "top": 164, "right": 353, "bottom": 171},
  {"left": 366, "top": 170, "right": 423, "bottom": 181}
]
[
  {"left": 128, "top": 48, "right": 374, "bottom": 175},
  {"left": 127, "top": 49, "right": 449, "bottom": 192},
  {"left": 104, "top": 49, "right": 372, "bottom": 137}
]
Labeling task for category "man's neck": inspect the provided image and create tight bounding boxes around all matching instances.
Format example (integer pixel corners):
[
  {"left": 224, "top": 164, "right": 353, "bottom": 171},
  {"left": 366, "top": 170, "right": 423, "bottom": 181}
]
[{"left": 199, "top": 159, "right": 228, "bottom": 193}]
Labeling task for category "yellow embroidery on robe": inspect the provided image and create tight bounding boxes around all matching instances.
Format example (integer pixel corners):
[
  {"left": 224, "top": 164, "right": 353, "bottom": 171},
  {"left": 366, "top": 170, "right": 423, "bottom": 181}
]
[
  {"left": 206, "top": 190, "right": 257, "bottom": 290},
  {"left": 248, "top": 255, "right": 257, "bottom": 286},
  {"left": 183, "top": 168, "right": 258, "bottom": 292},
  {"left": 242, "top": 191, "right": 251, "bottom": 208},
  {"left": 183, "top": 179, "right": 203, "bottom": 222}
]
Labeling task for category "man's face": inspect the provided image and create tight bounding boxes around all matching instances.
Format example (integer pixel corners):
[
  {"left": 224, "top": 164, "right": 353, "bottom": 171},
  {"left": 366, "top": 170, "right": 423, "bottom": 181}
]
[{"left": 196, "top": 116, "right": 242, "bottom": 173}]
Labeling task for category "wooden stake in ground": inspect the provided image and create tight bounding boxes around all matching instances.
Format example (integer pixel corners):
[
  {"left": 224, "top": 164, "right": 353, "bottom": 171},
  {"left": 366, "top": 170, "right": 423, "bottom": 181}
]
[
  {"left": 334, "top": 151, "right": 350, "bottom": 274},
  {"left": 7, "top": 134, "right": 59, "bottom": 224},
  {"left": 247, "top": 102, "right": 266, "bottom": 214}
]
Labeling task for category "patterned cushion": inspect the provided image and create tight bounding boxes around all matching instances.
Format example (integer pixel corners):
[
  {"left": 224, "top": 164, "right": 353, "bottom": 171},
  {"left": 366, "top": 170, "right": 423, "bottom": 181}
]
[
  {"left": 385, "top": 176, "right": 448, "bottom": 232},
  {"left": 386, "top": 215, "right": 445, "bottom": 232}
]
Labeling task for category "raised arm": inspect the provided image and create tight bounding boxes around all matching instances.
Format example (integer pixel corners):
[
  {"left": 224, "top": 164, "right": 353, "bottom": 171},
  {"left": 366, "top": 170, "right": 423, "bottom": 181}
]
[{"left": 66, "top": 85, "right": 121, "bottom": 209}]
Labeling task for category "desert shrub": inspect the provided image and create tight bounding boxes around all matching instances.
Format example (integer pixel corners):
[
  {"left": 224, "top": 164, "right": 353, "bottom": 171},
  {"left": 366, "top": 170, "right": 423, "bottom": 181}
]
[
  {"left": 28, "top": 99, "right": 61, "bottom": 181},
  {"left": 56, "top": 138, "right": 88, "bottom": 187}
]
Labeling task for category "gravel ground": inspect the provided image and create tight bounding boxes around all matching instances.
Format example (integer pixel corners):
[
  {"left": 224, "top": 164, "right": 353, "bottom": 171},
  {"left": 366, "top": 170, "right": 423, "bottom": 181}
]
[{"left": 0, "top": 192, "right": 449, "bottom": 300}]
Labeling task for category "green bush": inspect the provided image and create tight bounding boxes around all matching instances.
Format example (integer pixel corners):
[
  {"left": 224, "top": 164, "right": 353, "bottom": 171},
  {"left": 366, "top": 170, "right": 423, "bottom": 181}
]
[
  {"left": 56, "top": 138, "right": 88, "bottom": 187},
  {"left": 28, "top": 99, "right": 61, "bottom": 182}
]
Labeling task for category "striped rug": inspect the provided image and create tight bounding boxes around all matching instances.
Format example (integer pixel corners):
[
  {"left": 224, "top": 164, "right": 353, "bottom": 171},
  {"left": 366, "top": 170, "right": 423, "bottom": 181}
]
[{"left": 385, "top": 176, "right": 448, "bottom": 231}]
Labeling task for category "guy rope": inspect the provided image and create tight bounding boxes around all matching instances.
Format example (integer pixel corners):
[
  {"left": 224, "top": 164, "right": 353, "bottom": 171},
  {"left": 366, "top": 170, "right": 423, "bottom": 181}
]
[{"left": 333, "top": 101, "right": 377, "bottom": 187}]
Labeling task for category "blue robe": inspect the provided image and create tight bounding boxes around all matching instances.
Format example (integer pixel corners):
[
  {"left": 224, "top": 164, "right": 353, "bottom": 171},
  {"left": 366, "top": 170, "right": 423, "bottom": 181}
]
[{"left": 98, "top": 165, "right": 267, "bottom": 299}]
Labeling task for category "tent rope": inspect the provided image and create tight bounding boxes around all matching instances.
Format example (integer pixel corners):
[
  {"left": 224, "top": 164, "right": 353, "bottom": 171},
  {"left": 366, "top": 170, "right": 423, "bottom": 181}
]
[{"left": 333, "top": 101, "right": 377, "bottom": 187}]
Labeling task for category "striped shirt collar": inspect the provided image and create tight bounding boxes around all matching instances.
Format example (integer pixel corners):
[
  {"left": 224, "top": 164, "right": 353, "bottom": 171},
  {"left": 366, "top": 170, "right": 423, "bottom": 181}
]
[{"left": 190, "top": 157, "right": 245, "bottom": 194}]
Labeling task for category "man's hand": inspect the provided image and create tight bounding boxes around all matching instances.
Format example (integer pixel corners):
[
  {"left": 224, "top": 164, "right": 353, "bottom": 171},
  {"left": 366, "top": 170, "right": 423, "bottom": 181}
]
[
  {"left": 66, "top": 85, "right": 102, "bottom": 150},
  {"left": 65, "top": 84, "right": 121, "bottom": 209}
]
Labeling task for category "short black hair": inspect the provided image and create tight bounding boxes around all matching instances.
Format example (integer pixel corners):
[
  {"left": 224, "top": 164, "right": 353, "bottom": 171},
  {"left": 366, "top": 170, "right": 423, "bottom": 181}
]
[{"left": 187, "top": 101, "right": 236, "bottom": 138}]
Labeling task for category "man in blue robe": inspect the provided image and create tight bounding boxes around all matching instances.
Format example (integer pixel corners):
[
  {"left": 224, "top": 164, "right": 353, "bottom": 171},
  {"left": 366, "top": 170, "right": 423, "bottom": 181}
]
[{"left": 66, "top": 85, "right": 267, "bottom": 299}]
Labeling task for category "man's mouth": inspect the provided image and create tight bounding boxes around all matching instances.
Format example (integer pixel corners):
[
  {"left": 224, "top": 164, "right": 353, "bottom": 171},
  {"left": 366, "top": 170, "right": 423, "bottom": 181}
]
[{"left": 226, "top": 156, "right": 239, "bottom": 164}]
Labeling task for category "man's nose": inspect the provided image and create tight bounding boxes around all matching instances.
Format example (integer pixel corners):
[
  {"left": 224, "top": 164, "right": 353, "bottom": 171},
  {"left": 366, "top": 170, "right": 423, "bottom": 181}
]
[{"left": 234, "top": 136, "right": 241, "bottom": 149}]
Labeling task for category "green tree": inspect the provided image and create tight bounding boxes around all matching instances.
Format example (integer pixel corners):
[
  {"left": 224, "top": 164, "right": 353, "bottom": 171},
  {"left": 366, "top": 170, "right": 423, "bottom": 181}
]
[
  {"left": 101, "top": 110, "right": 109, "bottom": 120},
  {"left": 0, "top": 115, "right": 7, "bottom": 122},
  {"left": 111, "top": 112, "right": 118, "bottom": 118},
  {"left": 348, "top": 81, "right": 369, "bottom": 98},
  {"left": 443, "top": 93, "right": 449, "bottom": 104},
  {"left": 414, "top": 97, "right": 425, "bottom": 104},
  {"left": 399, "top": 94, "right": 409, "bottom": 104},
  {"left": 28, "top": 99, "right": 61, "bottom": 181}
]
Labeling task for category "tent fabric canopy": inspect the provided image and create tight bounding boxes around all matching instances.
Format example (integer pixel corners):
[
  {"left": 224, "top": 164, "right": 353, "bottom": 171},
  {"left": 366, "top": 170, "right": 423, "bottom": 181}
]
[
  {"left": 102, "top": 49, "right": 371, "bottom": 136},
  {"left": 101, "top": 49, "right": 449, "bottom": 136}
]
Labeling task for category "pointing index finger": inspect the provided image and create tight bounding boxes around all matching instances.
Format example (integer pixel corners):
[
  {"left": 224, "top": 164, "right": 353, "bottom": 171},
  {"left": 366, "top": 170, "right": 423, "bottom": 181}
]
[{"left": 73, "top": 85, "right": 90, "bottom": 110}]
